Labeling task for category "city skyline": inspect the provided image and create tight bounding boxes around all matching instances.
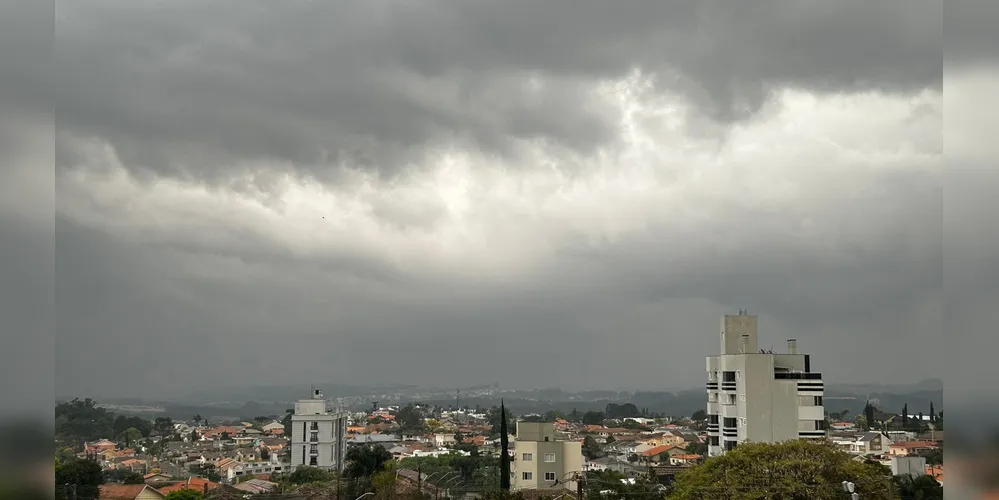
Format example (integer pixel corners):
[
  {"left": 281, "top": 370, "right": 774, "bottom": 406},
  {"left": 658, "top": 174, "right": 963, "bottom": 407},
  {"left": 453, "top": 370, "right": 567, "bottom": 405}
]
[{"left": 39, "top": 1, "right": 947, "bottom": 398}]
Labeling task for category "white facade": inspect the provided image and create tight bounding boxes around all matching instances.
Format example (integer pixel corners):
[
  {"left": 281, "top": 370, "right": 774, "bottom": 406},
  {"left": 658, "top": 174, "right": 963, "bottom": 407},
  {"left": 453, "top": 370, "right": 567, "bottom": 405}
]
[
  {"left": 705, "top": 313, "right": 826, "bottom": 457},
  {"left": 290, "top": 389, "right": 349, "bottom": 471}
]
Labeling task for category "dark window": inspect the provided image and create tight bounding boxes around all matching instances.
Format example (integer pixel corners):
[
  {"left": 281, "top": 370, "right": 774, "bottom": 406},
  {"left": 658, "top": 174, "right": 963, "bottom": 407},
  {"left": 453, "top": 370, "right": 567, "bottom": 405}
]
[
  {"left": 544, "top": 436, "right": 550, "bottom": 442},
  {"left": 723, "top": 417, "right": 737, "bottom": 428},
  {"left": 722, "top": 371, "right": 736, "bottom": 382},
  {"left": 310, "top": 432, "right": 319, "bottom": 442},
  {"left": 774, "top": 372, "right": 822, "bottom": 380},
  {"left": 814, "top": 396, "right": 823, "bottom": 406},
  {"left": 310, "top": 422, "right": 319, "bottom": 430},
  {"left": 724, "top": 441, "right": 738, "bottom": 451},
  {"left": 709, "top": 436, "right": 719, "bottom": 446},
  {"left": 708, "top": 415, "right": 719, "bottom": 424},
  {"left": 816, "top": 420, "right": 827, "bottom": 430},
  {"left": 309, "top": 457, "right": 317, "bottom": 466},
  {"left": 310, "top": 444, "right": 318, "bottom": 454}
]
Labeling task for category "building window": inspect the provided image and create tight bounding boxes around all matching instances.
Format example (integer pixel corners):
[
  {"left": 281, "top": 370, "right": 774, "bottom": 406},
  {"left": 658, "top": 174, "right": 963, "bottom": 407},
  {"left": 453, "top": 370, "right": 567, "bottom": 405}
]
[
  {"left": 522, "top": 472, "right": 533, "bottom": 481},
  {"left": 310, "top": 445, "right": 318, "bottom": 454},
  {"left": 708, "top": 392, "right": 718, "bottom": 402},
  {"left": 722, "top": 371, "right": 736, "bottom": 382},
  {"left": 724, "top": 394, "right": 736, "bottom": 405},
  {"left": 522, "top": 453, "right": 533, "bottom": 462},
  {"left": 709, "top": 436, "right": 719, "bottom": 446},
  {"left": 545, "top": 472, "right": 556, "bottom": 481},
  {"left": 723, "top": 417, "right": 737, "bottom": 428},
  {"left": 544, "top": 453, "right": 555, "bottom": 463},
  {"left": 310, "top": 432, "right": 319, "bottom": 442},
  {"left": 310, "top": 422, "right": 319, "bottom": 430},
  {"left": 309, "top": 457, "right": 317, "bottom": 466},
  {"left": 814, "top": 396, "right": 823, "bottom": 406}
]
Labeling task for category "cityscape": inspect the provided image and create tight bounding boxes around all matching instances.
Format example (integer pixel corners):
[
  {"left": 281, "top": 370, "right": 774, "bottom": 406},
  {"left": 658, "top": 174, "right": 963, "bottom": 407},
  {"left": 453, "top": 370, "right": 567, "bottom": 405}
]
[{"left": 53, "top": 312, "right": 947, "bottom": 499}]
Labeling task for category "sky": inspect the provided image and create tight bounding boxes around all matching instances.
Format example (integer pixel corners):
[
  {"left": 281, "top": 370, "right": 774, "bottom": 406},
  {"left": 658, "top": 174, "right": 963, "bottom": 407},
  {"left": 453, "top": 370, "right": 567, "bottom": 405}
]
[{"left": 7, "top": 0, "right": 994, "bottom": 403}]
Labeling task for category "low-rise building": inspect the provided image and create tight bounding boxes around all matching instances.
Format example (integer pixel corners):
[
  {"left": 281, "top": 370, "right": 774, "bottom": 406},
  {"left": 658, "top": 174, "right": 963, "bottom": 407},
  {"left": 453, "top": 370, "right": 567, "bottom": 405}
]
[{"left": 513, "top": 422, "right": 583, "bottom": 492}]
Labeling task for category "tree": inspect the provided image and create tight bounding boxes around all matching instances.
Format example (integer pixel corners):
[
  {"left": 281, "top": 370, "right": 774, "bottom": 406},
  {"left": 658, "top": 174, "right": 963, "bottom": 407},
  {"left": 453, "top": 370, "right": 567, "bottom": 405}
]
[
  {"left": 604, "top": 403, "right": 640, "bottom": 419},
  {"left": 901, "top": 404, "right": 908, "bottom": 429},
  {"left": 154, "top": 417, "right": 175, "bottom": 441},
  {"left": 282, "top": 408, "right": 294, "bottom": 436},
  {"left": 499, "top": 401, "right": 511, "bottom": 491},
  {"left": 117, "top": 427, "right": 142, "bottom": 449},
  {"left": 582, "top": 435, "right": 603, "bottom": 460},
  {"left": 894, "top": 474, "right": 943, "bottom": 500},
  {"left": 929, "top": 402, "right": 935, "bottom": 422},
  {"left": 104, "top": 468, "right": 145, "bottom": 484},
  {"left": 921, "top": 447, "right": 943, "bottom": 465},
  {"left": 189, "top": 429, "right": 199, "bottom": 443},
  {"left": 671, "top": 440, "right": 895, "bottom": 500},
  {"left": 864, "top": 401, "right": 876, "bottom": 431},
  {"left": 691, "top": 409, "right": 707, "bottom": 421},
  {"left": 489, "top": 405, "right": 516, "bottom": 437},
  {"left": 287, "top": 466, "right": 338, "bottom": 485},
  {"left": 193, "top": 414, "right": 203, "bottom": 425},
  {"left": 165, "top": 490, "right": 204, "bottom": 500},
  {"left": 397, "top": 404, "right": 425, "bottom": 431},
  {"left": 344, "top": 444, "right": 393, "bottom": 479},
  {"left": 569, "top": 408, "right": 580, "bottom": 422},
  {"left": 581, "top": 411, "right": 605, "bottom": 425},
  {"left": 55, "top": 457, "right": 104, "bottom": 500}
]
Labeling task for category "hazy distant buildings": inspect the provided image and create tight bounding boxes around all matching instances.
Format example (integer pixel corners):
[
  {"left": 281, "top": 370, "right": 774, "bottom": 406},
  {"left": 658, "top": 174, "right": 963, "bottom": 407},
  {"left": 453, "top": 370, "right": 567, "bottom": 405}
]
[
  {"left": 705, "top": 312, "right": 826, "bottom": 457},
  {"left": 290, "top": 389, "right": 349, "bottom": 470},
  {"left": 512, "top": 421, "right": 583, "bottom": 492}
]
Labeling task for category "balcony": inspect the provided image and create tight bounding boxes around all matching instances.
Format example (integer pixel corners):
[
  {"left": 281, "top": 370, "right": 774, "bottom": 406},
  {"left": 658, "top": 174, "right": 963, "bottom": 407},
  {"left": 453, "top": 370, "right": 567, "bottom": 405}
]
[
  {"left": 774, "top": 372, "right": 822, "bottom": 380},
  {"left": 798, "top": 406, "right": 825, "bottom": 421}
]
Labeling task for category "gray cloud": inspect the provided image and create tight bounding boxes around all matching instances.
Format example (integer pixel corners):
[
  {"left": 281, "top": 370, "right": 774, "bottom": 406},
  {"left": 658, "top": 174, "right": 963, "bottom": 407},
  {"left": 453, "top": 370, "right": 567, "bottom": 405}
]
[
  {"left": 55, "top": 0, "right": 941, "bottom": 183},
  {"left": 31, "top": 0, "right": 955, "bottom": 400}
]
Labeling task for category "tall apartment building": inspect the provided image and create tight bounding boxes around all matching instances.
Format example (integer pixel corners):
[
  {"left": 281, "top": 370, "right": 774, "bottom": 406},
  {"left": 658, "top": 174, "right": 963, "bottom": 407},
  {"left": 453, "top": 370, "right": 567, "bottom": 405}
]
[
  {"left": 512, "top": 422, "right": 583, "bottom": 492},
  {"left": 705, "top": 312, "right": 826, "bottom": 457},
  {"left": 290, "top": 389, "right": 349, "bottom": 470}
]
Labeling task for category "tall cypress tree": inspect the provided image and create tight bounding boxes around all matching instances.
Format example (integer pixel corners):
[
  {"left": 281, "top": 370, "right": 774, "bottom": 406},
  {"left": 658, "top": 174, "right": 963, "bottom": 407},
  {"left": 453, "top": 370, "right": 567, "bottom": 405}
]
[
  {"left": 929, "top": 402, "right": 935, "bottom": 422},
  {"left": 864, "top": 401, "right": 875, "bottom": 431},
  {"left": 500, "top": 400, "right": 510, "bottom": 491},
  {"left": 902, "top": 403, "right": 908, "bottom": 428}
]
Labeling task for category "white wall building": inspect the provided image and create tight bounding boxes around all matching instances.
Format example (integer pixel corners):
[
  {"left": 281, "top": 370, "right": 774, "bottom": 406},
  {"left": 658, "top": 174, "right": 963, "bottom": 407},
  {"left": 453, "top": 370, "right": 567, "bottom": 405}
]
[
  {"left": 290, "top": 389, "right": 349, "bottom": 471},
  {"left": 706, "top": 312, "right": 826, "bottom": 457}
]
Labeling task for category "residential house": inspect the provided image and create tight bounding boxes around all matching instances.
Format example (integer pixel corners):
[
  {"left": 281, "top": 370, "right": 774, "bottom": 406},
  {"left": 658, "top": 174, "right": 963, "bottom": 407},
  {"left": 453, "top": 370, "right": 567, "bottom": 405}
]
[
  {"left": 433, "top": 433, "right": 456, "bottom": 447},
  {"left": 99, "top": 484, "right": 166, "bottom": 499},
  {"left": 834, "top": 432, "right": 894, "bottom": 456},
  {"left": 889, "top": 441, "right": 939, "bottom": 457},
  {"left": 668, "top": 453, "right": 703, "bottom": 465},
  {"left": 262, "top": 421, "right": 285, "bottom": 433},
  {"left": 158, "top": 477, "right": 221, "bottom": 496},
  {"left": 233, "top": 478, "right": 279, "bottom": 494}
]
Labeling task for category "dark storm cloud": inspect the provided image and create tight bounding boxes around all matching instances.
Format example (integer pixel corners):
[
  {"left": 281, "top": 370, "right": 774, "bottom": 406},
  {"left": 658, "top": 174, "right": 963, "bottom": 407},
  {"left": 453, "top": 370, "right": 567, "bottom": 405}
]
[
  {"left": 39, "top": 0, "right": 949, "bottom": 399},
  {"left": 55, "top": 0, "right": 941, "bottom": 183}
]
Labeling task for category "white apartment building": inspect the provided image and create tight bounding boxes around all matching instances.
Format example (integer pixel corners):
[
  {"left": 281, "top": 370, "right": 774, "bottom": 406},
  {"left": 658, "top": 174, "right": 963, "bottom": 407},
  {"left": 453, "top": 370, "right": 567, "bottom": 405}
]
[
  {"left": 512, "top": 422, "right": 583, "bottom": 492},
  {"left": 290, "top": 389, "right": 349, "bottom": 471},
  {"left": 706, "top": 312, "right": 826, "bottom": 457}
]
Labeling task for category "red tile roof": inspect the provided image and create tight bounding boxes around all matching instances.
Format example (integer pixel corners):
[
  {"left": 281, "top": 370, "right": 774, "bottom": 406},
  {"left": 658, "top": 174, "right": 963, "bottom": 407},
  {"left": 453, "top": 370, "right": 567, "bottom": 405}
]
[{"left": 99, "top": 484, "right": 163, "bottom": 499}]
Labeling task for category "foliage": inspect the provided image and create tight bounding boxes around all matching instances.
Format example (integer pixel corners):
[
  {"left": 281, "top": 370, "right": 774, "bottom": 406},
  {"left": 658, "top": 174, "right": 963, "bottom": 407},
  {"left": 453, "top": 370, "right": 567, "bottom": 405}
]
[
  {"left": 921, "top": 447, "right": 943, "bottom": 465},
  {"left": 582, "top": 435, "right": 603, "bottom": 460},
  {"left": 581, "top": 411, "right": 605, "bottom": 425},
  {"left": 55, "top": 398, "right": 116, "bottom": 448},
  {"left": 165, "top": 489, "right": 204, "bottom": 500},
  {"left": 894, "top": 474, "right": 943, "bottom": 500},
  {"left": 397, "top": 404, "right": 425, "bottom": 431},
  {"left": 670, "top": 440, "right": 895, "bottom": 500},
  {"left": 345, "top": 444, "right": 394, "bottom": 479},
  {"left": 690, "top": 409, "right": 707, "bottom": 421},
  {"left": 604, "top": 403, "right": 640, "bottom": 419},
  {"left": 499, "top": 401, "right": 510, "bottom": 491},
  {"left": 286, "top": 466, "right": 339, "bottom": 485},
  {"left": 585, "top": 469, "right": 661, "bottom": 500},
  {"left": 488, "top": 405, "right": 517, "bottom": 437},
  {"left": 54, "top": 457, "right": 103, "bottom": 500},
  {"left": 154, "top": 417, "right": 175, "bottom": 439},
  {"left": 104, "top": 467, "right": 145, "bottom": 484},
  {"left": 282, "top": 408, "right": 294, "bottom": 437}
]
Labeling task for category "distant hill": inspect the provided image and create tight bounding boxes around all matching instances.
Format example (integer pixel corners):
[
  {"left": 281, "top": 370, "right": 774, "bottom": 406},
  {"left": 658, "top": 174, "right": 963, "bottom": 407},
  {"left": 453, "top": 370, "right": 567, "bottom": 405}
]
[{"left": 91, "top": 378, "right": 941, "bottom": 422}]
